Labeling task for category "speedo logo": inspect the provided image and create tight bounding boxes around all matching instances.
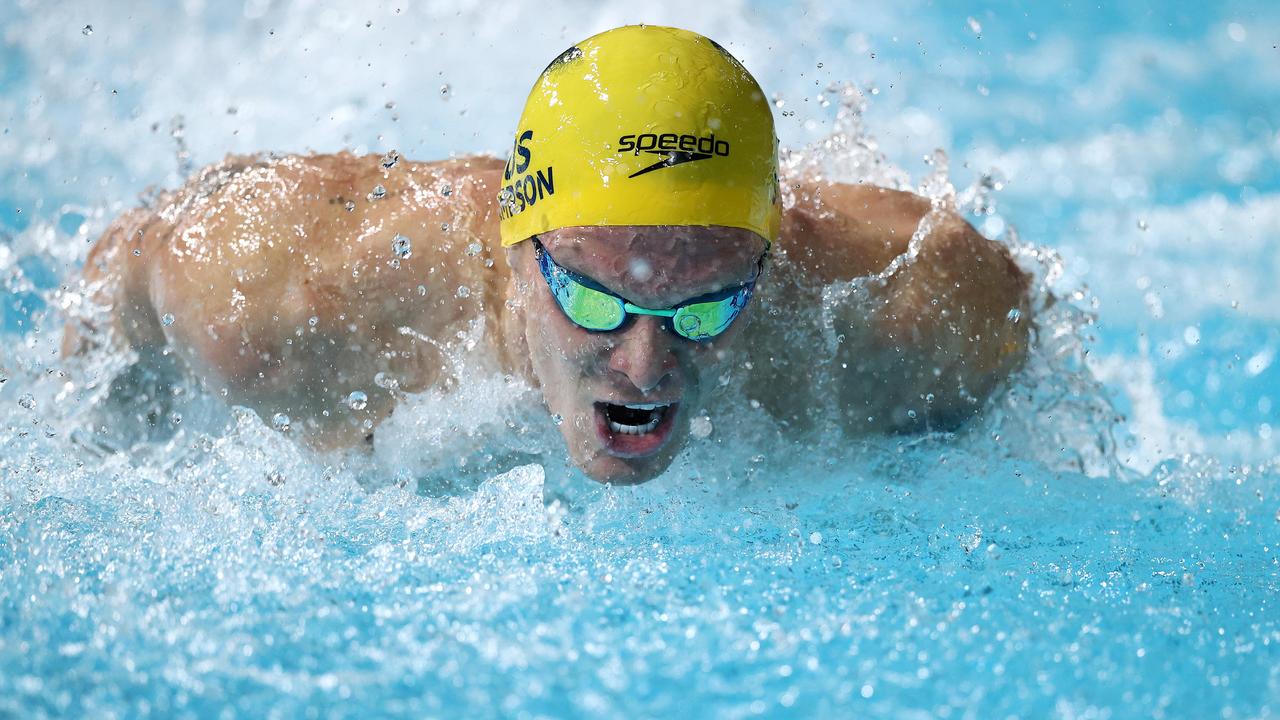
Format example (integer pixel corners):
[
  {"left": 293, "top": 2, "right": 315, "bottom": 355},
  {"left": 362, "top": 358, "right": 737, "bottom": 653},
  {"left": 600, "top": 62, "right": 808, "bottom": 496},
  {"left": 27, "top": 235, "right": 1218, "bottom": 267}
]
[{"left": 617, "top": 132, "right": 730, "bottom": 178}]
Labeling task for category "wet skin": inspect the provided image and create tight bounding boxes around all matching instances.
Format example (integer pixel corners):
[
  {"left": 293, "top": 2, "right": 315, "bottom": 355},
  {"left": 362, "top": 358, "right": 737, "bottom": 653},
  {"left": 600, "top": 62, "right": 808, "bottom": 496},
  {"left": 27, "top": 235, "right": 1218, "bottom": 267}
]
[{"left": 66, "top": 153, "right": 1031, "bottom": 483}]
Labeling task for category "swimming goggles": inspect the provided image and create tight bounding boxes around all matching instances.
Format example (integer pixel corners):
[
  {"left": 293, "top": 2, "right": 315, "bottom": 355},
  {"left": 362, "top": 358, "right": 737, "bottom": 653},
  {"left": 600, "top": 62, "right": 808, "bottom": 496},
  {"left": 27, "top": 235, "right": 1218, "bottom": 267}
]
[{"left": 532, "top": 237, "right": 763, "bottom": 342}]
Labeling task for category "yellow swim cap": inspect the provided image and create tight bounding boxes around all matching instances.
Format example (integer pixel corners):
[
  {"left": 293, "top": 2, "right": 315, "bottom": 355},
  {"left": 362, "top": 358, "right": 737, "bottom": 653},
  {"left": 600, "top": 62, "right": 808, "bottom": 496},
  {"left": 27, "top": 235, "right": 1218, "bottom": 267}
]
[{"left": 498, "top": 25, "right": 780, "bottom": 247}]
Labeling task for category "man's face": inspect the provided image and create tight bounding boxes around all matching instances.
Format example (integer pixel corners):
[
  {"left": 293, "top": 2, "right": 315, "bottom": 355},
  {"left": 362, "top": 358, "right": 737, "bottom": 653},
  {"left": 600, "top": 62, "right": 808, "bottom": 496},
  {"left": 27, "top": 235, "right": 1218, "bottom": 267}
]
[{"left": 513, "top": 225, "right": 767, "bottom": 484}]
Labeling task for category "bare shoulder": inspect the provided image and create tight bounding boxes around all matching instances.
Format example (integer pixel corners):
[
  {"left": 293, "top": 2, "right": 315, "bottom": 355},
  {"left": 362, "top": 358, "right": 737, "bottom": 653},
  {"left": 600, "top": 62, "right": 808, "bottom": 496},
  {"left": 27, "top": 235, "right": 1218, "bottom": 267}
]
[
  {"left": 778, "top": 179, "right": 930, "bottom": 282},
  {"left": 749, "top": 176, "right": 1030, "bottom": 433}
]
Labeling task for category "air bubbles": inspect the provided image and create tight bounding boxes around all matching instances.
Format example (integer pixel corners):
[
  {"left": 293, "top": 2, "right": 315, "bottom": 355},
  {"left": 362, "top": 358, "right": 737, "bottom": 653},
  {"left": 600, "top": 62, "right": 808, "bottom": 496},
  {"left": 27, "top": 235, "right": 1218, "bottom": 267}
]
[
  {"left": 1006, "top": 308, "right": 1022, "bottom": 323},
  {"left": 966, "top": 16, "right": 982, "bottom": 35},
  {"left": 374, "top": 372, "right": 399, "bottom": 391},
  {"left": 272, "top": 412, "right": 291, "bottom": 431},
  {"left": 455, "top": 285, "right": 470, "bottom": 299},
  {"left": 381, "top": 150, "right": 399, "bottom": 169},
  {"left": 18, "top": 393, "right": 35, "bottom": 410},
  {"left": 161, "top": 312, "right": 175, "bottom": 326},
  {"left": 1137, "top": 218, "right": 1149, "bottom": 231},
  {"left": 82, "top": 24, "right": 93, "bottom": 36},
  {"left": 308, "top": 315, "right": 318, "bottom": 327},
  {"left": 266, "top": 471, "right": 285, "bottom": 486},
  {"left": 809, "top": 531, "right": 823, "bottom": 545},
  {"left": 391, "top": 234, "right": 412, "bottom": 259},
  {"left": 441, "top": 222, "right": 451, "bottom": 232},
  {"left": 344, "top": 200, "right": 356, "bottom": 212},
  {"left": 346, "top": 390, "right": 368, "bottom": 411},
  {"left": 551, "top": 414, "right": 563, "bottom": 426},
  {"left": 439, "top": 183, "right": 453, "bottom": 197},
  {"left": 439, "top": 83, "right": 451, "bottom": 100},
  {"left": 416, "top": 285, "right": 427, "bottom": 297},
  {"left": 369, "top": 185, "right": 387, "bottom": 201},
  {"left": 465, "top": 242, "right": 481, "bottom": 257}
]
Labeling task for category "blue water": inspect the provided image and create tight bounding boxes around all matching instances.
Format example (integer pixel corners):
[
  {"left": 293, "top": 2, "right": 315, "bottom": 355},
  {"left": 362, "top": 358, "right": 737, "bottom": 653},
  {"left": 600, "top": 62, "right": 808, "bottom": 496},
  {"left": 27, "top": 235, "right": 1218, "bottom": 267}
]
[{"left": 2, "top": 1, "right": 1279, "bottom": 717}]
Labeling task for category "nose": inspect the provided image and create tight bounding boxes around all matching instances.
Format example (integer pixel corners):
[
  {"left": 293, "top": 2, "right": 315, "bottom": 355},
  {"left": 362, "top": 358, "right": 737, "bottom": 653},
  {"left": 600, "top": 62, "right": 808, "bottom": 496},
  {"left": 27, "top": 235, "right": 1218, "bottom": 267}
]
[{"left": 607, "top": 315, "right": 679, "bottom": 393}]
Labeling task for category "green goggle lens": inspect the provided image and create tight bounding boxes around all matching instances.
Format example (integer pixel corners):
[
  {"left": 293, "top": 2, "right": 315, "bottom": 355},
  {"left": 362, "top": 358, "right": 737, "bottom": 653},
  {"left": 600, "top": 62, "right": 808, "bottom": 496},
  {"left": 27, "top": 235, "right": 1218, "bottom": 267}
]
[
  {"left": 559, "top": 281, "right": 627, "bottom": 331},
  {"left": 535, "top": 240, "right": 757, "bottom": 342}
]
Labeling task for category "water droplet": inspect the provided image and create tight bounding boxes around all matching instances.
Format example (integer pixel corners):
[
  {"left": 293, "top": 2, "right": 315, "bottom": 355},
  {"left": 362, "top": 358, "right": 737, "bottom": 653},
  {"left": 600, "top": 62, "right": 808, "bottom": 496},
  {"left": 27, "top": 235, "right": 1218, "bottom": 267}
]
[
  {"left": 132, "top": 249, "right": 141, "bottom": 256},
  {"left": 380, "top": 150, "right": 399, "bottom": 169},
  {"left": 391, "top": 234, "right": 412, "bottom": 259},
  {"left": 816, "top": 62, "right": 824, "bottom": 69},
  {"left": 18, "top": 393, "right": 35, "bottom": 410},
  {"left": 551, "top": 414, "right": 563, "bottom": 426},
  {"left": 690, "top": 415, "right": 713, "bottom": 439},
  {"left": 272, "top": 412, "right": 291, "bottom": 431},
  {"left": 439, "top": 183, "right": 452, "bottom": 197},
  {"left": 374, "top": 372, "right": 399, "bottom": 390},
  {"left": 629, "top": 258, "right": 653, "bottom": 282},
  {"left": 346, "top": 390, "right": 368, "bottom": 411},
  {"left": 344, "top": 200, "right": 356, "bottom": 212},
  {"left": 161, "top": 312, "right": 175, "bottom": 326},
  {"left": 455, "top": 285, "right": 470, "bottom": 298},
  {"left": 465, "top": 242, "right": 481, "bottom": 256},
  {"left": 308, "top": 316, "right": 318, "bottom": 327},
  {"left": 82, "top": 24, "right": 93, "bottom": 36},
  {"left": 369, "top": 184, "right": 386, "bottom": 200},
  {"left": 809, "top": 531, "right": 823, "bottom": 545},
  {"left": 441, "top": 222, "right": 451, "bottom": 232},
  {"left": 907, "top": 409, "right": 918, "bottom": 419},
  {"left": 439, "top": 83, "right": 451, "bottom": 99},
  {"left": 925, "top": 393, "right": 935, "bottom": 403},
  {"left": 1006, "top": 308, "right": 1022, "bottom": 323},
  {"left": 416, "top": 285, "right": 427, "bottom": 297}
]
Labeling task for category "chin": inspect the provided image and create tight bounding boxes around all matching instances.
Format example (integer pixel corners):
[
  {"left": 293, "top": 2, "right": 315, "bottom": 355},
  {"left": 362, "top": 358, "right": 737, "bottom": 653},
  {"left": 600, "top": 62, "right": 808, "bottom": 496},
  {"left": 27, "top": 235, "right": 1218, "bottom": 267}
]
[{"left": 576, "top": 449, "right": 679, "bottom": 485}]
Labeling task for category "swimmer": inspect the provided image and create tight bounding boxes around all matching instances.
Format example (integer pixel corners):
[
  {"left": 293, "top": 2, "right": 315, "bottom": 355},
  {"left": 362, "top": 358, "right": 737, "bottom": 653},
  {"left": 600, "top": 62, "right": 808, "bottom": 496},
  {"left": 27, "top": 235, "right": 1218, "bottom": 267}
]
[{"left": 64, "top": 25, "right": 1030, "bottom": 484}]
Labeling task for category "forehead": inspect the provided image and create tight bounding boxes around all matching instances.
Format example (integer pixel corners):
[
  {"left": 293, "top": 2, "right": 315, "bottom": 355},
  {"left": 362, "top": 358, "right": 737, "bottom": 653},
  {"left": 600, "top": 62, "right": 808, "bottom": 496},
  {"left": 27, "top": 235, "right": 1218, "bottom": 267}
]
[{"left": 538, "top": 225, "right": 766, "bottom": 305}]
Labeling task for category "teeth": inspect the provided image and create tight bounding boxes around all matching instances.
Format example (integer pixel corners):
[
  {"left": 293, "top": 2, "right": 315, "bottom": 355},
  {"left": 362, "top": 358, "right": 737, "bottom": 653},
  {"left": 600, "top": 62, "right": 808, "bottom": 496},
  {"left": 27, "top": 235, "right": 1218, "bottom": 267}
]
[
  {"left": 606, "top": 404, "right": 668, "bottom": 435},
  {"left": 609, "top": 416, "right": 662, "bottom": 435},
  {"left": 622, "top": 402, "right": 670, "bottom": 411}
]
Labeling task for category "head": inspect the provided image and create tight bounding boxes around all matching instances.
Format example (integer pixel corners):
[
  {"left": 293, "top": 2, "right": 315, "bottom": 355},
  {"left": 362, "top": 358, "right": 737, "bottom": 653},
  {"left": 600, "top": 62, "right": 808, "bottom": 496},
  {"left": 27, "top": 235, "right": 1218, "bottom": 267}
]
[{"left": 499, "top": 25, "right": 779, "bottom": 483}]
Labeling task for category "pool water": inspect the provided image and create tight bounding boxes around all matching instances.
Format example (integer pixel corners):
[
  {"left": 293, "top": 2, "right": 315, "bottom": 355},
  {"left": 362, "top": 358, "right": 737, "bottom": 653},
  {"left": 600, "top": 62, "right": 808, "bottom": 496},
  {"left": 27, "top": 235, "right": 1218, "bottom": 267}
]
[{"left": 2, "top": 1, "right": 1278, "bottom": 718}]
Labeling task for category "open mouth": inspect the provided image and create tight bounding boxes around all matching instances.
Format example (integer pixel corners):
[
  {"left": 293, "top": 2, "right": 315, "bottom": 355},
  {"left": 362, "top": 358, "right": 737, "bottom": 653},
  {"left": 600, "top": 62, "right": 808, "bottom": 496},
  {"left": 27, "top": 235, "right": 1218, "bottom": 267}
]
[{"left": 593, "top": 401, "right": 679, "bottom": 457}]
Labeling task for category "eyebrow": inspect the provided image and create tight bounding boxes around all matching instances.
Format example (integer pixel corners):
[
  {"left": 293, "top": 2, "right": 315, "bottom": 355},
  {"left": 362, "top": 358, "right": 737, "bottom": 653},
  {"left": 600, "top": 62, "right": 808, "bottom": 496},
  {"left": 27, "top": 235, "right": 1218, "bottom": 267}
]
[{"left": 533, "top": 237, "right": 763, "bottom": 308}]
